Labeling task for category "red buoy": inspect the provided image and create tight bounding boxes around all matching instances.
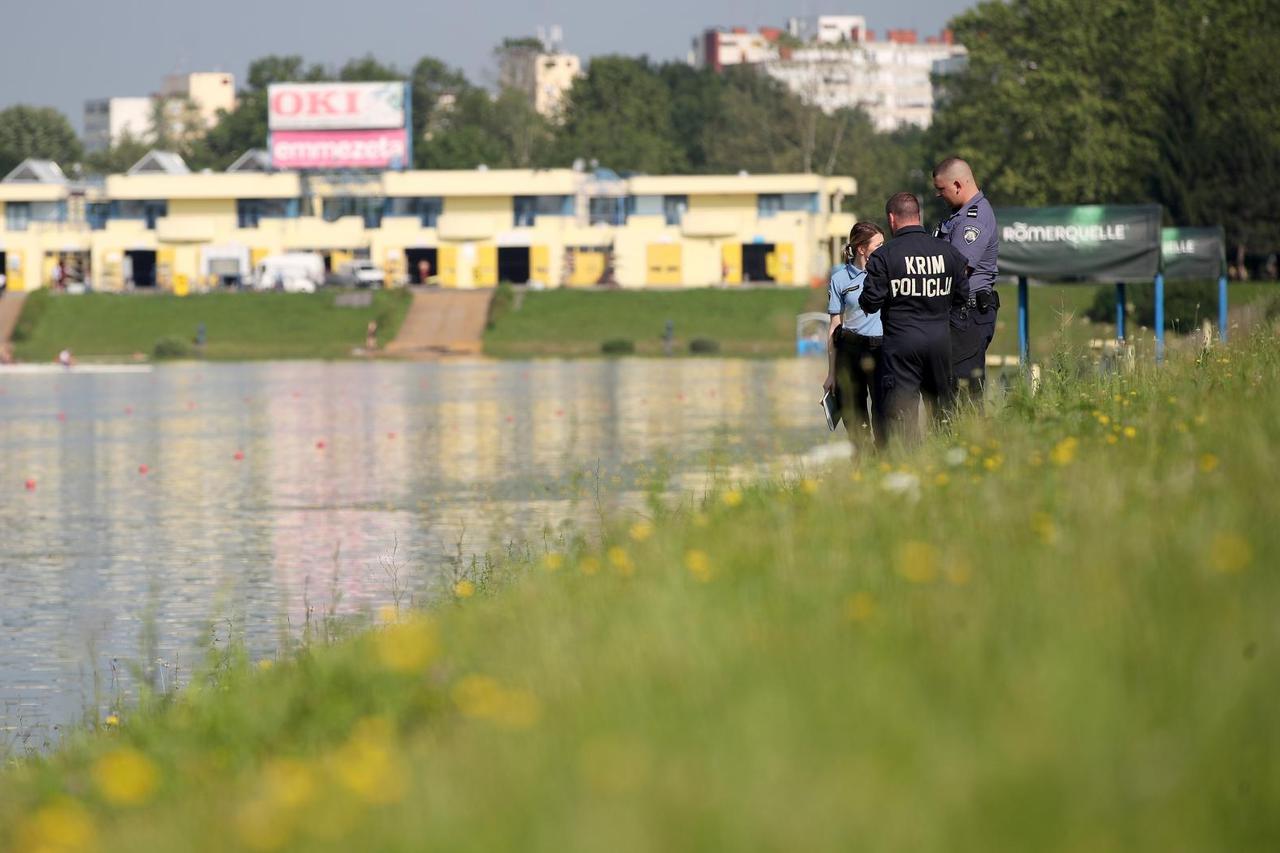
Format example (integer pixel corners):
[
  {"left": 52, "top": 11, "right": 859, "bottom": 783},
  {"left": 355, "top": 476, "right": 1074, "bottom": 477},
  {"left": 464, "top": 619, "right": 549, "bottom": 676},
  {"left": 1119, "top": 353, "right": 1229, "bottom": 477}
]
[
  {"left": 233, "top": 451, "right": 245, "bottom": 461},
  {"left": 24, "top": 478, "right": 36, "bottom": 491},
  {"left": 138, "top": 464, "right": 149, "bottom": 475},
  {"left": 315, "top": 440, "right": 326, "bottom": 450}
]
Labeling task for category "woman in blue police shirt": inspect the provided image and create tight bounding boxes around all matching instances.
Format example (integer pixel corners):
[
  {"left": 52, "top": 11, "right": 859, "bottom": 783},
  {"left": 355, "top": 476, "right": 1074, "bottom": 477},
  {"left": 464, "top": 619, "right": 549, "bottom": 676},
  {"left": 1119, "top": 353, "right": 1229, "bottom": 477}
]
[{"left": 823, "top": 221, "right": 886, "bottom": 449}]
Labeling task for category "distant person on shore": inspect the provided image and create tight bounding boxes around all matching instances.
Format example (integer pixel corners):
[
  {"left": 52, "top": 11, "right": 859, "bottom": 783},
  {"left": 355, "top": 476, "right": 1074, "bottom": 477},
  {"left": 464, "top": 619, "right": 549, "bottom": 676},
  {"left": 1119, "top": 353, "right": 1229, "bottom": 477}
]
[
  {"left": 0, "top": 342, "right": 13, "bottom": 364},
  {"left": 417, "top": 258, "right": 432, "bottom": 284},
  {"left": 52, "top": 262, "right": 65, "bottom": 291},
  {"left": 823, "top": 221, "right": 886, "bottom": 450},
  {"left": 57, "top": 348, "right": 75, "bottom": 368},
  {"left": 366, "top": 320, "right": 378, "bottom": 352}
]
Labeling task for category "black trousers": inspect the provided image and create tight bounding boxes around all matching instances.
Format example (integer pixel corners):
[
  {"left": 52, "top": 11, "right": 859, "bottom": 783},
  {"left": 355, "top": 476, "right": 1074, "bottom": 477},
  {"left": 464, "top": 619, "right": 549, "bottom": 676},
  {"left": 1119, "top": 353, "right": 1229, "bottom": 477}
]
[
  {"left": 834, "top": 328, "right": 886, "bottom": 448},
  {"left": 878, "top": 334, "right": 956, "bottom": 446},
  {"left": 950, "top": 299, "right": 998, "bottom": 406}
]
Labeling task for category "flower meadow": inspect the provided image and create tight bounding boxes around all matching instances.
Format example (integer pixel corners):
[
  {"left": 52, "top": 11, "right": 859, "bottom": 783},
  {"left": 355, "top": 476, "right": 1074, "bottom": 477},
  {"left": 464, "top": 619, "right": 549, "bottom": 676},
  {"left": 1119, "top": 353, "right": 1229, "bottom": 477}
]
[{"left": 2, "top": 331, "right": 1277, "bottom": 852}]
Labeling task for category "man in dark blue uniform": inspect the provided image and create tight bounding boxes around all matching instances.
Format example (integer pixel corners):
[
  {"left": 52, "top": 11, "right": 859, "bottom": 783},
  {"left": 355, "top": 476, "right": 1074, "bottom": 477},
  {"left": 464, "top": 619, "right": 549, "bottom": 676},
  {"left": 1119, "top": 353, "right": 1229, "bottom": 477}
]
[
  {"left": 933, "top": 158, "right": 999, "bottom": 407},
  {"left": 859, "top": 192, "right": 970, "bottom": 445}
]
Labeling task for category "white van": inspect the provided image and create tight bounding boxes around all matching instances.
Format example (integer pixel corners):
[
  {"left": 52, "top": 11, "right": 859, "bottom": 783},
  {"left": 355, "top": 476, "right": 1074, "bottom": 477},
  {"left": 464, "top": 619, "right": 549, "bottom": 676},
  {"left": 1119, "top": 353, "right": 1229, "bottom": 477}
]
[{"left": 252, "top": 253, "right": 324, "bottom": 294}]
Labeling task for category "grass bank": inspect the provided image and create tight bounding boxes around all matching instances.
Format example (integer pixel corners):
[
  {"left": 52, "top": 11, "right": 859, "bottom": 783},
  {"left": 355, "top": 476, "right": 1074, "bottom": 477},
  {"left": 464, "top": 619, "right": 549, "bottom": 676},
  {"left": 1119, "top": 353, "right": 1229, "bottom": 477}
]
[
  {"left": 2, "top": 328, "right": 1277, "bottom": 851},
  {"left": 8, "top": 289, "right": 411, "bottom": 361},
  {"left": 483, "top": 282, "right": 1278, "bottom": 360}
]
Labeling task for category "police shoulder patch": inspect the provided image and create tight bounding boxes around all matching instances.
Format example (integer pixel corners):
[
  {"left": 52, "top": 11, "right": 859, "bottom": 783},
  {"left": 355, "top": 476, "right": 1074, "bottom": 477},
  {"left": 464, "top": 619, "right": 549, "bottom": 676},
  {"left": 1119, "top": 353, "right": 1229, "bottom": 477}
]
[
  {"left": 963, "top": 225, "right": 981, "bottom": 244},
  {"left": 966, "top": 206, "right": 979, "bottom": 218}
]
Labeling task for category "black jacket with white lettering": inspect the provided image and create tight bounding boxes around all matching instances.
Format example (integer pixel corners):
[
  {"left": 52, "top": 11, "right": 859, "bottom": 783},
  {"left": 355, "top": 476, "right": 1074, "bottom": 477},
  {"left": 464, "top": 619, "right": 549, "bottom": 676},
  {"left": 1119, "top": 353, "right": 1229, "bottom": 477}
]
[{"left": 859, "top": 225, "right": 970, "bottom": 342}]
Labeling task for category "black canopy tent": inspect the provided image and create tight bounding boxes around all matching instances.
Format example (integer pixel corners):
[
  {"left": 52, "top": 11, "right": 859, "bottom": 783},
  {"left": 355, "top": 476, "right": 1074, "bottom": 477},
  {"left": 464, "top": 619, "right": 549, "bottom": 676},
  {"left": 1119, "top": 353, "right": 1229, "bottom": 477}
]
[
  {"left": 994, "top": 205, "right": 1164, "bottom": 362},
  {"left": 1161, "top": 227, "right": 1229, "bottom": 341}
]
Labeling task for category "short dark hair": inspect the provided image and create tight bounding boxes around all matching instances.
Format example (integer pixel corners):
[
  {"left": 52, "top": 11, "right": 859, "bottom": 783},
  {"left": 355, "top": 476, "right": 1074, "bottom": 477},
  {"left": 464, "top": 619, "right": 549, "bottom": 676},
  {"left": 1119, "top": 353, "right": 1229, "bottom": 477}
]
[
  {"left": 932, "top": 157, "right": 966, "bottom": 178},
  {"left": 885, "top": 192, "right": 921, "bottom": 221}
]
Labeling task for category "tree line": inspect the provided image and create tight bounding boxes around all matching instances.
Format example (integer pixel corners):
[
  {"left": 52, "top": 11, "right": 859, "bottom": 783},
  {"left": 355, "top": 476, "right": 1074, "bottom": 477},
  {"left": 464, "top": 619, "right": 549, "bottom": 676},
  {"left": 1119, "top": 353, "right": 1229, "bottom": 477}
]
[{"left": 0, "top": 0, "right": 1275, "bottom": 258}]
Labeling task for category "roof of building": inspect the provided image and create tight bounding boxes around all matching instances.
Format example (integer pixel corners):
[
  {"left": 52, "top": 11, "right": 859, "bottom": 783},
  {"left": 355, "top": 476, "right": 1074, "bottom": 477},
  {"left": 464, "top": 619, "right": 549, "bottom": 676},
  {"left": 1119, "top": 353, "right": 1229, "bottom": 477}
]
[
  {"left": 2, "top": 159, "right": 68, "bottom": 184},
  {"left": 226, "top": 149, "right": 273, "bottom": 173},
  {"left": 127, "top": 150, "right": 191, "bottom": 176}
]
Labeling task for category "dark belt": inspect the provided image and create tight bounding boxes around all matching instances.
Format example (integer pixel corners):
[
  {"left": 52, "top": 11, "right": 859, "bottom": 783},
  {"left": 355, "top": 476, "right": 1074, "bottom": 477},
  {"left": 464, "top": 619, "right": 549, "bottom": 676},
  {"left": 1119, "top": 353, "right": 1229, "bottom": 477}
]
[{"left": 847, "top": 332, "right": 882, "bottom": 347}]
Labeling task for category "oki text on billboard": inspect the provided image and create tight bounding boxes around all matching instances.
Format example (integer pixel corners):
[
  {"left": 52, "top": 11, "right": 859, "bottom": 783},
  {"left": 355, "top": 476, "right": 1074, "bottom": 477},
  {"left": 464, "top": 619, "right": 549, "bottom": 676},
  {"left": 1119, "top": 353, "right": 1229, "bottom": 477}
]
[
  {"left": 271, "top": 129, "right": 409, "bottom": 170},
  {"left": 268, "top": 82, "right": 407, "bottom": 131}
]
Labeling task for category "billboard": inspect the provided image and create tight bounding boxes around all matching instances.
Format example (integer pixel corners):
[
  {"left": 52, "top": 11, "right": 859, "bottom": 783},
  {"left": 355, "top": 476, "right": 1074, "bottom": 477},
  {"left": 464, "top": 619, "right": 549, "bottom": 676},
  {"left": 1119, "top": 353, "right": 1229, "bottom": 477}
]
[
  {"left": 1161, "top": 227, "right": 1225, "bottom": 280},
  {"left": 268, "top": 82, "right": 407, "bottom": 130},
  {"left": 995, "top": 205, "right": 1163, "bottom": 281},
  {"left": 267, "top": 82, "right": 411, "bottom": 170},
  {"left": 271, "top": 129, "right": 408, "bottom": 170}
]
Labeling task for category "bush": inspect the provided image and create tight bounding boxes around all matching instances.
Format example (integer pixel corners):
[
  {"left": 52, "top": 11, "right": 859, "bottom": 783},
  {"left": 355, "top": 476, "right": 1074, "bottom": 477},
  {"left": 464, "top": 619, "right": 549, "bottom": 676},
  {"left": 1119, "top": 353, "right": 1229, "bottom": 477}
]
[
  {"left": 689, "top": 337, "right": 721, "bottom": 354},
  {"left": 1086, "top": 281, "right": 1219, "bottom": 331},
  {"left": 600, "top": 338, "right": 635, "bottom": 355},
  {"left": 153, "top": 335, "right": 195, "bottom": 360},
  {"left": 9, "top": 288, "right": 51, "bottom": 342},
  {"left": 487, "top": 282, "right": 515, "bottom": 330}
]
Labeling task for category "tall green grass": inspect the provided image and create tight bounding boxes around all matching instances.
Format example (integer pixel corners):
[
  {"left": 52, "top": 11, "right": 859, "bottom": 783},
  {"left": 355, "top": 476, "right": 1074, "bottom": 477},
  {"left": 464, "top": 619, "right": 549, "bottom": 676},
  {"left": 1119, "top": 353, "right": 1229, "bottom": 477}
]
[{"left": 2, "top": 330, "right": 1277, "bottom": 852}]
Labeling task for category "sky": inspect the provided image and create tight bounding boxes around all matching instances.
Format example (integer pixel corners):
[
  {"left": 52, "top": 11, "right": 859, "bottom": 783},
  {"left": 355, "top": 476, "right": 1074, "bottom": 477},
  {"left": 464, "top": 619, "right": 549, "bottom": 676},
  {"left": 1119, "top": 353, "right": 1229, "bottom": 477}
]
[{"left": 3, "top": 0, "right": 977, "bottom": 133}]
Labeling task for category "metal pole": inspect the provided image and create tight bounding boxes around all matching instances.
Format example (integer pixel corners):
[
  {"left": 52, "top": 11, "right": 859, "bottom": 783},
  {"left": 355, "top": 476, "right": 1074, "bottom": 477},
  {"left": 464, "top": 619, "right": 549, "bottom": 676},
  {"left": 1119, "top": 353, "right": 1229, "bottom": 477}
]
[
  {"left": 1115, "top": 282, "right": 1126, "bottom": 342},
  {"left": 1018, "top": 276, "right": 1029, "bottom": 369},
  {"left": 1218, "top": 274, "right": 1228, "bottom": 343},
  {"left": 1154, "top": 272, "right": 1165, "bottom": 362}
]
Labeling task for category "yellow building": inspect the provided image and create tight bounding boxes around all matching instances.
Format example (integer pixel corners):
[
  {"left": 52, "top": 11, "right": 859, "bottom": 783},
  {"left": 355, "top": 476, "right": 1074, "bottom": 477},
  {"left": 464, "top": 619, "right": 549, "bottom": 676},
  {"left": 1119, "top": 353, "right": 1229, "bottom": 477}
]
[{"left": 0, "top": 153, "right": 856, "bottom": 293}]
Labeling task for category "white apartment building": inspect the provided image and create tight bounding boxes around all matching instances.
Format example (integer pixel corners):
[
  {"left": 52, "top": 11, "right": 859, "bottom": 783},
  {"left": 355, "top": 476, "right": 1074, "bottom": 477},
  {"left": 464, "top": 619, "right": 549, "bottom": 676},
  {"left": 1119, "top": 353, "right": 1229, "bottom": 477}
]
[
  {"left": 83, "top": 97, "right": 153, "bottom": 153},
  {"left": 84, "top": 72, "right": 236, "bottom": 152},
  {"left": 691, "top": 16, "right": 966, "bottom": 131}
]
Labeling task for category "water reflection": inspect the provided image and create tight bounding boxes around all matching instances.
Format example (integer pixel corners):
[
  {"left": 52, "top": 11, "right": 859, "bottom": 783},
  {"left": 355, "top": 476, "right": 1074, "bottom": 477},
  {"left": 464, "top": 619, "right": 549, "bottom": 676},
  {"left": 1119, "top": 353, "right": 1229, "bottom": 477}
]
[{"left": 0, "top": 357, "right": 824, "bottom": 745}]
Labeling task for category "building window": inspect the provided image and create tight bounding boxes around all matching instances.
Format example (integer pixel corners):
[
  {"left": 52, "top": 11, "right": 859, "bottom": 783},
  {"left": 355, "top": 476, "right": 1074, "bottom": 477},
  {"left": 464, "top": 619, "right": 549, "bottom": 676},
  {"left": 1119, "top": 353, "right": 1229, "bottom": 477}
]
[
  {"left": 86, "top": 202, "right": 110, "bottom": 231},
  {"left": 385, "top": 197, "right": 443, "bottom": 227},
  {"left": 113, "top": 200, "right": 168, "bottom": 229},
  {"left": 758, "top": 193, "right": 818, "bottom": 218},
  {"left": 588, "top": 196, "right": 627, "bottom": 226},
  {"left": 663, "top": 195, "right": 688, "bottom": 226},
  {"left": 5, "top": 202, "right": 30, "bottom": 232},
  {"left": 513, "top": 195, "right": 573, "bottom": 227},
  {"left": 236, "top": 198, "right": 299, "bottom": 228},
  {"left": 323, "top": 197, "right": 384, "bottom": 229}
]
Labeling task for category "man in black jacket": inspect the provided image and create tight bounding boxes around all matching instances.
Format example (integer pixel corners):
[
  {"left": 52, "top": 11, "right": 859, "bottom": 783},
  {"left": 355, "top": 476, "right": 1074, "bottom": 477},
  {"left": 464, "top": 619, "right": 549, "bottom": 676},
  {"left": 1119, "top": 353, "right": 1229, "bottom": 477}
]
[{"left": 859, "top": 192, "right": 970, "bottom": 445}]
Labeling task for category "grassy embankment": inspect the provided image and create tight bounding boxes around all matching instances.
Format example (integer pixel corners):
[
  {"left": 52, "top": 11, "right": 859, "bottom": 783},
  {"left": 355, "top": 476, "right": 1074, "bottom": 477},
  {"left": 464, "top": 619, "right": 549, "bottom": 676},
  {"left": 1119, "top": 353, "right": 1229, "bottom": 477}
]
[
  {"left": 483, "top": 282, "right": 1279, "bottom": 359},
  {"left": 8, "top": 289, "right": 411, "bottom": 361},
  {"left": 2, "top": 327, "right": 1277, "bottom": 851}
]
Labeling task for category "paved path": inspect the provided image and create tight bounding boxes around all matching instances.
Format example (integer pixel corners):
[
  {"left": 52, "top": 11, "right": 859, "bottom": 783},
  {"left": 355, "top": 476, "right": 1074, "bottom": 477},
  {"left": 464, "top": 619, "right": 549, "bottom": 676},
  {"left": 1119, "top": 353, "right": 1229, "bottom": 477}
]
[
  {"left": 384, "top": 288, "right": 493, "bottom": 358},
  {"left": 0, "top": 291, "right": 26, "bottom": 348}
]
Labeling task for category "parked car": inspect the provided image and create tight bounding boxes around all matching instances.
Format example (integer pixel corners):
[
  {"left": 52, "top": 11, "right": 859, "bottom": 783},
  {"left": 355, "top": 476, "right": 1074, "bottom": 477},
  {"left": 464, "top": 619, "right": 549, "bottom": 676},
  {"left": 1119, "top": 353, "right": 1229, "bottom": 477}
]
[
  {"left": 252, "top": 253, "right": 324, "bottom": 294},
  {"left": 333, "top": 259, "right": 386, "bottom": 288}
]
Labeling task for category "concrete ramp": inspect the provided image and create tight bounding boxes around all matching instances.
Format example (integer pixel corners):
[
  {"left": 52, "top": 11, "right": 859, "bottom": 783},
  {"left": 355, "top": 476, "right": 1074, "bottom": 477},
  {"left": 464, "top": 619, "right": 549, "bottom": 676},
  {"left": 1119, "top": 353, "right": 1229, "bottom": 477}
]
[
  {"left": 0, "top": 291, "right": 27, "bottom": 348},
  {"left": 385, "top": 289, "right": 493, "bottom": 358}
]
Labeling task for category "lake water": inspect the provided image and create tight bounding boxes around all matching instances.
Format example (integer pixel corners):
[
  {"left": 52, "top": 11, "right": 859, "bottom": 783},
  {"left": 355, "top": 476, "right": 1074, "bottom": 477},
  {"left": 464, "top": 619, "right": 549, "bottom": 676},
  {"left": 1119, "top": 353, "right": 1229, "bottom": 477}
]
[{"left": 0, "top": 358, "right": 830, "bottom": 748}]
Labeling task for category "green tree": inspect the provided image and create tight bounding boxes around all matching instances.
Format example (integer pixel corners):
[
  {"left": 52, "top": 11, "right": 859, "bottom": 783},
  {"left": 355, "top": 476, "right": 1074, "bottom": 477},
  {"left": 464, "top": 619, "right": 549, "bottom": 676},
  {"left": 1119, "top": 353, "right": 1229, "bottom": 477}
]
[
  {"left": 84, "top": 131, "right": 152, "bottom": 175},
  {"left": 411, "top": 57, "right": 475, "bottom": 168},
  {"left": 556, "top": 57, "right": 685, "bottom": 173},
  {"left": 0, "top": 105, "right": 82, "bottom": 176}
]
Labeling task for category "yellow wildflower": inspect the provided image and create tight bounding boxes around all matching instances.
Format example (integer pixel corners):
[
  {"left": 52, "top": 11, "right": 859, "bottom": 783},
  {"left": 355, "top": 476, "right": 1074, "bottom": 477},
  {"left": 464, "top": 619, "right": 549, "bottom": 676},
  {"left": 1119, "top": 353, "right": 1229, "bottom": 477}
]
[
  {"left": 93, "top": 747, "right": 159, "bottom": 806},
  {"left": 843, "top": 591, "right": 876, "bottom": 623},
  {"left": 16, "top": 798, "right": 96, "bottom": 853},
  {"left": 983, "top": 454, "right": 1003, "bottom": 471},
  {"left": 541, "top": 552, "right": 564, "bottom": 572},
  {"left": 629, "top": 520, "right": 653, "bottom": 541},
  {"left": 453, "top": 675, "right": 541, "bottom": 730},
  {"left": 1210, "top": 533, "right": 1253, "bottom": 574},
  {"left": 1050, "top": 436, "right": 1079, "bottom": 466},
  {"left": 261, "top": 758, "right": 317, "bottom": 810},
  {"left": 104, "top": 713, "right": 120, "bottom": 727},
  {"left": 935, "top": 472, "right": 951, "bottom": 487},
  {"left": 945, "top": 558, "right": 973, "bottom": 587},
  {"left": 376, "top": 605, "right": 399, "bottom": 624},
  {"left": 1123, "top": 426, "right": 1137, "bottom": 439},
  {"left": 1198, "top": 453, "right": 1219, "bottom": 473},
  {"left": 580, "top": 556, "right": 601, "bottom": 576},
  {"left": 374, "top": 616, "right": 439, "bottom": 673},
  {"left": 895, "top": 541, "right": 939, "bottom": 584},
  {"left": 1097, "top": 413, "right": 1111, "bottom": 426},
  {"left": 800, "top": 478, "right": 819, "bottom": 495},
  {"left": 1106, "top": 434, "right": 1119, "bottom": 445},
  {"left": 607, "top": 546, "right": 635, "bottom": 576},
  {"left": 1031, "top": 512, "right": 1058, "bottom": 545},
  {"left": 330, "top": 717, "right": 407, "bottom": 804},
  {"left": 257, "top": 658, "right": 274, "bottom": 671},
  {"left": 721, "top": 489, "right": 743, "bottom": 508},
  {"left": 454, "top": 579, "right": 476, "bottom": 599},
  {"left": 684, "top": 549, "right": 714, "bottom": 582}
]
